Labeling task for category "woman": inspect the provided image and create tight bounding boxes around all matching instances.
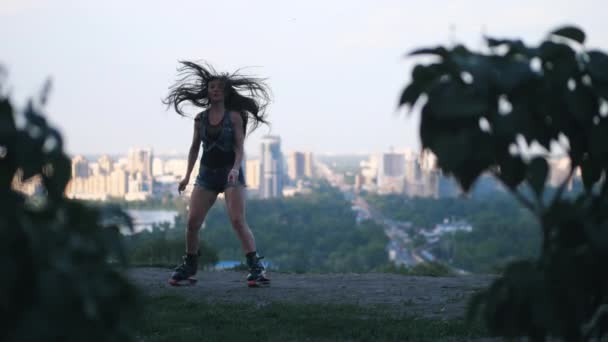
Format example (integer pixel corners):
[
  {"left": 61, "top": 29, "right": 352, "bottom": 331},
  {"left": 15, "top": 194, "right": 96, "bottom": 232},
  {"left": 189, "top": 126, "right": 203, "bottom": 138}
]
[{"left": 163, "top": 61, "right": 271, "bottom": 287}]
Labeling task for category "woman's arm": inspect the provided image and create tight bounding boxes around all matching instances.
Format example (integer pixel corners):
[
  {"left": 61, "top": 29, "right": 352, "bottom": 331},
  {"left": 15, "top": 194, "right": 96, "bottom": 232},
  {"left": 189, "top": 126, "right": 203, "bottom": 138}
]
[{"left": 178, "top": 115, "right": 201, "bottom": 192}]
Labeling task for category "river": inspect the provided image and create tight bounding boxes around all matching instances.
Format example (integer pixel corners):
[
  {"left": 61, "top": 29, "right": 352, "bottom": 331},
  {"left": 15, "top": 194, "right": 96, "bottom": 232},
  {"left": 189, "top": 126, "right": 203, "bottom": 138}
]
[{"left": 126, "top": 209, "right": 178, "bottom": 233}]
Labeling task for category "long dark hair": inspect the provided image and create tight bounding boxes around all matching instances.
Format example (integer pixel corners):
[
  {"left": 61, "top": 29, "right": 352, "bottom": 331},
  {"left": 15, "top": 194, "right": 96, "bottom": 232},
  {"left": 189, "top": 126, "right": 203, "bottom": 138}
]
[{"left": 163, "top": 61, "right": 271, "bottom": 134}]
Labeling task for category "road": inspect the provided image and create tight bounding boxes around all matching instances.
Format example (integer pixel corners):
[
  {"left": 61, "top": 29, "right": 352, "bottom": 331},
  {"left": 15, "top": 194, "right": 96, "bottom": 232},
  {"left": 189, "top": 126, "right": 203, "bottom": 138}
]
[{"left": 316, "top": 161, "right": 431, "bottom": 267}]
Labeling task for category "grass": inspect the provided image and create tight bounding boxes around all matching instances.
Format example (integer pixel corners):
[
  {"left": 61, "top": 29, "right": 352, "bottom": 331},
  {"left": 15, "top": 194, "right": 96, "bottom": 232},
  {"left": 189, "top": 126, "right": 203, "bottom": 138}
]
[{"left": 134, "top": 295, "right": 487, "bottom": 341}]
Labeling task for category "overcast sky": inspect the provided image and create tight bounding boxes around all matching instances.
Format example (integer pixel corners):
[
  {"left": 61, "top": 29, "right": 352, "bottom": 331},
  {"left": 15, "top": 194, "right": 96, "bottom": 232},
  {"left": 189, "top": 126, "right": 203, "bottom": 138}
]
[{"left": 2, "top": 0, "right": 606, "bottom": 157}]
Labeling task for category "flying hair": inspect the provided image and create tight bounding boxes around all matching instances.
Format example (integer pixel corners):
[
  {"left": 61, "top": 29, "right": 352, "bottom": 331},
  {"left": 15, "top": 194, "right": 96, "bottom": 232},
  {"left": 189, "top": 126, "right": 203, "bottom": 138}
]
[{"left": 163, "top": 61, "right": 271, "bottom": 134}]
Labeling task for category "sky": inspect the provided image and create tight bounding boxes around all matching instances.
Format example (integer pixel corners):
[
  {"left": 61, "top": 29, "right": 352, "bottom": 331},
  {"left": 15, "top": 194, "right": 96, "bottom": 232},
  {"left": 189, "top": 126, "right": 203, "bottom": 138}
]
[{"left": 1, "top": 0, "right": 606, "bottom": 157}]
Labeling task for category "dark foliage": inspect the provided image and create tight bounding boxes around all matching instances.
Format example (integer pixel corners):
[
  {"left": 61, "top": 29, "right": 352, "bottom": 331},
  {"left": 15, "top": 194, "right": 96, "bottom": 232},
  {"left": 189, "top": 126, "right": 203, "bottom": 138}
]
[
  {"left": 401, "top": 26, "right": 608, "bottom": 341},
  {"left": 0, "top": 75, "right": 137, "bottom": 342}
]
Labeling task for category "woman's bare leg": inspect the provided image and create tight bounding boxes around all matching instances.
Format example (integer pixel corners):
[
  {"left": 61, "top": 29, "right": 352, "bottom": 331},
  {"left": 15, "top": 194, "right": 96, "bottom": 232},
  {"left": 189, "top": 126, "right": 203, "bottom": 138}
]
[
  {"left": 224, "top": 186, "right": 256, "bottom": 254},
  {"left": 186, "top": 186, "right": 218, "bottom": 254}
]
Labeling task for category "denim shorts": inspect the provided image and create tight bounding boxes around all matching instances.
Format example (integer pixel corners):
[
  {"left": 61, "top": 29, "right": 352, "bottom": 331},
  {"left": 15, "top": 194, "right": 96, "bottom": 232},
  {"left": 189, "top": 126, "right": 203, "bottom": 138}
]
[{"left": 195, "top": 165, "right": 246, "bottom": 193}]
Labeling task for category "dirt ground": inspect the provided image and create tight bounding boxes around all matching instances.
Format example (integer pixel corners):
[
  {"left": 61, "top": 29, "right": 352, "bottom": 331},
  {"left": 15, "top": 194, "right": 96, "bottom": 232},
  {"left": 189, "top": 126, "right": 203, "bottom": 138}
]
[{"left": 128, "top": 267, "right": 495, "bottom": 320}]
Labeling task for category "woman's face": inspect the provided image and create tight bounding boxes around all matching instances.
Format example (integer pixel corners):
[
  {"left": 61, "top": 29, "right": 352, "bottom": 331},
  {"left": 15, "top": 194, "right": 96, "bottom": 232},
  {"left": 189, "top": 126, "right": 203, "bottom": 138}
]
[{"left": 208, "top": 79, "right": 225, "bottom": 103}]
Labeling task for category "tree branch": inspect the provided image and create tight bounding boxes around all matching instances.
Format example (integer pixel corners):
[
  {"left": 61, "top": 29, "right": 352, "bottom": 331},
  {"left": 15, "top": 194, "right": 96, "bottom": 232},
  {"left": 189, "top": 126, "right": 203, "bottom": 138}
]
[{"left": 600, "top": 172, "right": 608, "bottom": 199}]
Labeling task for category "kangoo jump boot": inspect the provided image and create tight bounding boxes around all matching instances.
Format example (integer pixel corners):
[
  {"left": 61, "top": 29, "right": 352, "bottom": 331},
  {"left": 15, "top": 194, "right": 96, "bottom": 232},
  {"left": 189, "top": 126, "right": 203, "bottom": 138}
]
[
  {"left": 168, "top": 252, "right": 199, "bottom": 286},
  {"left": 246, "top": 252, "right": 270, "bottom": 288}
]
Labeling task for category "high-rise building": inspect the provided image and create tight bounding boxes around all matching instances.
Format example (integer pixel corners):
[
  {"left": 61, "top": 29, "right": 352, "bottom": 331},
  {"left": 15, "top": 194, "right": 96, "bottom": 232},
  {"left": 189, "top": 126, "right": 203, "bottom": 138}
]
[
  {"left": 380, "top": 152, "right": 406, "bottom": 177},
  {"left": 245, "top": 159, "right": 261, "bottom": 189},
  {"left": 287, "top": 151, "right": 306, "bottom": 181},
  {"left": 377, "top": 152, "right": 406, "bottom": 194},
  {"left": 304, "top": 152, "right": 315, "bottom": 178},
  {"left": 97, "top": 155, "right": 114, "bottom": 175},
  {"left": 109, "top": 168, "right": 128, "bottom": 197},
  {"left": 419, "top": 149, "right": 437, "bottom": 171},
  {"left": 404, "top": 156, "right": 421, "bottom": 184},
  {"left": 115, "top": 157, "right": 128, "bottom": 171},
  {"left": 164, "top": 158, "right": 191, "bottom": 179},
  {"left": 66, "top": 149, "right": 156, "bottom": 201},
  {"left": 260, "top": 135, "right": 283, "bottom": 198},
  {"left": 403, "top": 150, "right": 439, "bottom": 198},
  {"left": 126, "top": 147, "right": 154, "bottom": 197},
  {"left": 127, "top": 147, "right": 153, "bottom": 178},
  {"left": 361, "top": 155, "right": 379, "bottom": 186},
  {"left": 72, "top": 155, "right": 90, "bottom": 179},
  {"left": 152, "top": 157, "right": 164, "bottom": 177}
]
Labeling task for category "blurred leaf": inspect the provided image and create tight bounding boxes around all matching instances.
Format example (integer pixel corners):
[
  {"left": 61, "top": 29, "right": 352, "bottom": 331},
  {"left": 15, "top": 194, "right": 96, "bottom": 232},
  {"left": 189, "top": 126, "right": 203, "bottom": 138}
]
[
  {"left": 44, "top": 154, "right": 71, "bottom": 199},
  {"left": 16, "top": 131, "right": 43, "bottom": 181},
  {"left": 451, "top": 53, "right": 493, "bottom": 88},
  {"left": 580, "top": 156, "right": 602, "bottom": 192},
  {"left": 45, "top": 127, "right": 64, "bottom": 154},
  {"left": 39, "top": 77, "right": 53, "bottom": 106},
  {"left": 399, "top": 83, "right": 423, "bottom": 108},
  {"left": 408, "top": 46, "right": 448, "bottom": 58},
  {"left": 564, "top": 127, "right": 586, "bottom": 166},
  {"left": 498, "top": 155, "right": 527, "bottom": 189},
  {"left": 427, "top": 80, "right": 487, "bottom": 119},
  {"left": 539, "top": 41, "right": 576, "bottom": 65},
  {"left": 526, "top": 157, "right": 548, "bottom": 198},
  {"left": 596, "top": 84, "right": 608, "bottom": 100},
  {"left": 587, "top": 51, "right": 608, "bottom": 84},
  {"left": 588, "top": 120, "right": 608, "bottom": 167},
  {"left": 582, "top": 220, "right": 608, "bottom": 256},
  {"left": 550, "top": 26, "right": 586, "bottom": 44},
  {"left": 491, "top": 58, "right": 537, "bottom": 93},
  {"left": 474, "top": 260, "right": 547, "bottom": 339},
  {"left": 486, "top": 38, "right": 531, "bottom": 56},
  {"left": 0, "top": 97, "right": 17, "bottom": 189},
  {"left": 419, "top": 108, "right": 439, "bottom": 149},
  {"left": 431, "top": 127, "right": 493, "bottom": 192},
  {"left": 1, "top": 74, "right": 138, "bottom": 342},
  {"left": 0, "top": 97, "right": 15, "bottom": 139},
  {"left": 411, "top": 63, "right": 444, "bottom": 83}
]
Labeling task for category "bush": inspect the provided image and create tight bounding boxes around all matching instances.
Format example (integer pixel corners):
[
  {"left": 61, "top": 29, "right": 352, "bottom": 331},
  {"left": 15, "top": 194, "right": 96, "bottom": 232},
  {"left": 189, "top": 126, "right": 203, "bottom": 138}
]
[
  {"left": 0, "top": 74, "right": 138, "bottom": 341},
  {"left": 402, "top": 26, "right": 608, "bottom": 341}
]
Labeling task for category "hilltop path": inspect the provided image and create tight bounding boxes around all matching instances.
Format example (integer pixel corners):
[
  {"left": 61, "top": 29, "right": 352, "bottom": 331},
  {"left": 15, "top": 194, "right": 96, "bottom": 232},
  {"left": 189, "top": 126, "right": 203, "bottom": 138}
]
[{"left": 128, "top": 268, "right": 494, "bottom": 320}]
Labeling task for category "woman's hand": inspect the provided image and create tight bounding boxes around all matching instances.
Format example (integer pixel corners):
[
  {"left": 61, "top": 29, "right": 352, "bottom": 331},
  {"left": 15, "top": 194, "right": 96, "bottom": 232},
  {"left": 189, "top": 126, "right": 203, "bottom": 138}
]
[
  {"left": 227, "top": 168, "right": 239, "bottom": 185},
  {"left": 178, "top": 177, "right": 190, "bottom": 194}
]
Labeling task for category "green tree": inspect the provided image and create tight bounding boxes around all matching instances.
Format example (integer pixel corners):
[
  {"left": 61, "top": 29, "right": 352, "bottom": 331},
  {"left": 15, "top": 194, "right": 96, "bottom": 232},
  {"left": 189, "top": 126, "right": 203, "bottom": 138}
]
[
  {"left": 124, "top": 221, "right": 219, "bottom": 268},
  {"left": 0, "top": 73, "right": 137, "bottom": 341},
  {"left": 401, "top": 26, "right": 608, "bottom": 341},
  {"left": 192, "top": 187, "right": 390, "bottom": 273}
]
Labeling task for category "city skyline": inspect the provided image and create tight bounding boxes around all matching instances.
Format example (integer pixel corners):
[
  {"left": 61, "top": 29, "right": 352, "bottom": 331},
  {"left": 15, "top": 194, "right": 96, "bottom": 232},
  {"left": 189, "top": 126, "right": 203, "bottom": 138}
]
[
  {"left": 62, "top": 135, "right": 322, "bottom": 201},
  {"left": 3, "top": 1, "right": 606, "bottom": 156},
  {"left": 14, "top": 139, "right": 576, "bottom": 201}
]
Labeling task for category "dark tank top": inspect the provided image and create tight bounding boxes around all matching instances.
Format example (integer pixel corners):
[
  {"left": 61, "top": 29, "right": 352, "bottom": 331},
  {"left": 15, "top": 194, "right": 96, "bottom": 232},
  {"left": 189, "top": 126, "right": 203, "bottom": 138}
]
[{"left": 199, "top": 110, "right": 235, "bottom": 168}]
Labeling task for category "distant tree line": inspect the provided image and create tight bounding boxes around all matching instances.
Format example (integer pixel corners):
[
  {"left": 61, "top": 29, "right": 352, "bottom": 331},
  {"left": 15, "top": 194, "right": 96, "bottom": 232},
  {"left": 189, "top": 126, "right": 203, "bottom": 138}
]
[{"left": 124, "top": 183, "right": 390, "bottom": 273}]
